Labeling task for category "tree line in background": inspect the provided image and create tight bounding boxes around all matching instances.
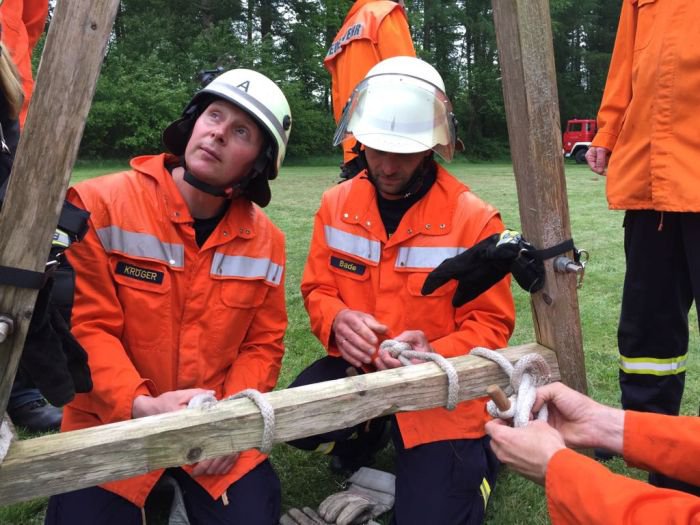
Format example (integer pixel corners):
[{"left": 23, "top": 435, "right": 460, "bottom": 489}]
[{"left": 43, "top": 0, "right": 621, "bottom": 160}]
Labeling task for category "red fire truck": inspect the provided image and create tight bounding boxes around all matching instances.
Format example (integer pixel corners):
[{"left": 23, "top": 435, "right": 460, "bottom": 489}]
[{"left": 563, "top": 118, "right": 597, "bottom": 164}]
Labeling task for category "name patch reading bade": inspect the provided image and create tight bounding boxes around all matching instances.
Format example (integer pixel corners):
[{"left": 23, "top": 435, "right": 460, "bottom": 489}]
[
  {"left": 116, "top": 261, "right": 164, "bottom": 284},
  {"left": 330, "top": 256, "right": 366, "bottom": 276}
]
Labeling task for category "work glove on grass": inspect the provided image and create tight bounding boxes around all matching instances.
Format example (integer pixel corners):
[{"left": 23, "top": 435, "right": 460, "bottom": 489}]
[
  {"left": 280, "top": 506, "right": 332, "bottom": 525},
  {"left": 318, "top": 467, "right": 395, "bottom": 525}
]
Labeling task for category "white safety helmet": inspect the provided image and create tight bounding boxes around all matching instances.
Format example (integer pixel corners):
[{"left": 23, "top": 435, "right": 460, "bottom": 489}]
[
  {"left": 333, "top": 56, "right": 457, "bottom": 161},
  {"left": 163, "top": 68, "right": 292, "bottom": 207}
]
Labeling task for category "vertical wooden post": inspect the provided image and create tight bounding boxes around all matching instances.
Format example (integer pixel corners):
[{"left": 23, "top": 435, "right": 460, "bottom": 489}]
[
  {"left": 491, "top": 0, "right": 587, "bottom": 393},
  {"left": 0, "top": 1, "right": 120, "bottom": 415}
]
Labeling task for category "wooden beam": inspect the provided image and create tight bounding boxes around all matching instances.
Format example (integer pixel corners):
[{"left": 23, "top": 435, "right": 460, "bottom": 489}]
[
  {"left": 491, "top": 0, "right": 587, "bottom": 393},
  {"left": 0, "top": 343, "right": 559, "bottom": 504},
  {"left": 0, "top": 2, "right": 121, "bottom": 414}
]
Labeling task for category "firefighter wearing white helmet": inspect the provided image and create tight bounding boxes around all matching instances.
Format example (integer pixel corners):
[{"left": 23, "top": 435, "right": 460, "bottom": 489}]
[
  {"left": 289, "top": 55, "right": 515, "bottom": 525},
  {"left": 334, "top": 55, "right": 457, "bottom": 161},
  {"left": 164, "top": 68, "right": 292, "bottom": 207},
  {"left": 333, "top": 55, "right": 461, "bottom": 198},
  {"left": 48, "top": 69, "right": 290, "bottom": 523}
]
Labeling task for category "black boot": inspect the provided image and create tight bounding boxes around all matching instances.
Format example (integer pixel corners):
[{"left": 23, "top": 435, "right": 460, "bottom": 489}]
[
  {"left": 330, "top": 417, "right": 392, "bottom": 475},
  {"left": 8, "top": 399, "right": 62, "bottom": 432}
]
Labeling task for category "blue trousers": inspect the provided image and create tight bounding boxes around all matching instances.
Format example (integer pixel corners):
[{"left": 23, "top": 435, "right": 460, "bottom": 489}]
[
  {"left": 44, "top": 461, "right": 281, "bottom": 525},
  {"left": 288, "top": 356, "right": 499, "bottom": 525}
]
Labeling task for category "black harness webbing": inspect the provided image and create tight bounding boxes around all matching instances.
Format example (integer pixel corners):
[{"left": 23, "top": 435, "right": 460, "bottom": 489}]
[
  {"left": 0, "top": 266, "right": 45, "bottom": 289},
  {"left": 0, "top": 182, "right": 90, "bottom": 290},
  {"left": 527, "top": 238, "right": 575, "bottom": 260}
]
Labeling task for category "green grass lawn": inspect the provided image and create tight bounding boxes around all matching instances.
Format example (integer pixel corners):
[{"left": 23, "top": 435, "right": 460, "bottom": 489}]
[{"left": 2, "top": 160, "right": 698, "bottom": 524}]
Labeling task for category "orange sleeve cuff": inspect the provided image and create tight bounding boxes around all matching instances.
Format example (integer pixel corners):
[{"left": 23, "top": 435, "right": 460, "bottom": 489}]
[{"left": 591, "top": 130, "right": 618, "bottom": 151}]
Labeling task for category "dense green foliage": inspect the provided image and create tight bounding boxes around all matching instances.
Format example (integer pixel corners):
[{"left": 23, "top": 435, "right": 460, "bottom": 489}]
[{"left": 67, "top": 0, "right": 621, "bottom": 160}]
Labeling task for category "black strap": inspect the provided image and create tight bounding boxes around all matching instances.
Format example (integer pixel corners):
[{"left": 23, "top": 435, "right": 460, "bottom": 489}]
[
  {"left": 0, "top": 265, "right": 46, "bottom": 289},
  {"left": 183, "top": 170, "right": 228, "bottom": 197},
  {"left": 527, "top": 238, "right": 575, "bottom": 260},
  {"left": 58, "top": 200, "right": 90, "bottom": 242}
]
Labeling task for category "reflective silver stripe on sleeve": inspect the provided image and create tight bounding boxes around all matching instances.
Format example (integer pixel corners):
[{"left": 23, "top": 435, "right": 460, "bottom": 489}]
[
  {"left": 395, "top": 246, "right": 467, "bottom": 269},
  {"left": 324, "top": 226, "right": 381, "bottom": 263},
  {"left": 96, "top": 226, "right": 185, "bottom": 267},
  {"left": 211, "top": 253, "right": 284, "bottom": 286}
]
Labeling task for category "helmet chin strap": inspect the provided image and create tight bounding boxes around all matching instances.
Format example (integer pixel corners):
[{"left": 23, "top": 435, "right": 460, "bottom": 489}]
[
  {"left": 235, "top": 148, "right": 271, "bottom": 191},
  {"left": 180, "top": 144, "right": 272, "bottom": 199},
  {"left": 182, "top": 169, "right": 228, "bottom": 197}
]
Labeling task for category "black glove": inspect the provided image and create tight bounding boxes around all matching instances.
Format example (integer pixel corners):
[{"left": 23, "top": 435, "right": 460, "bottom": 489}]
[
  {"left": 19, "top": 276, "right": 92, "bottom": 407},
  {"left": 421, "top": 230, "right": 545, "bottom": 307},
  {"left": 48, "top": 300, "right": 92, "bottom": 394}
]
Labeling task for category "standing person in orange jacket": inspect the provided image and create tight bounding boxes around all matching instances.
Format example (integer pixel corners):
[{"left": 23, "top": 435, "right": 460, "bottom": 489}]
[
  {"left": 44, "top": 69, "right": 292, "bottom": 525},
  {"left": 289, "top": 57, "right": 515, "bottom": 525},
  {"left": 325, "top": 0, "right": 415, "bottom": 179},
  {"left": 584, "top": 0, "right": 700, "bottom": 495},
  {"left": 486, "top": 382, "right": 700, "bottom": 525},
  {"left": 0, "top": 0, "right": 48, "bottom": 128}
]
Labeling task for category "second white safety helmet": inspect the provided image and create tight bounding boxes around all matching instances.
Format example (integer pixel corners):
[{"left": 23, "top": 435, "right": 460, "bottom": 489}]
[{"left": 333, "top": 56, "right": 457, "bottom": 161}]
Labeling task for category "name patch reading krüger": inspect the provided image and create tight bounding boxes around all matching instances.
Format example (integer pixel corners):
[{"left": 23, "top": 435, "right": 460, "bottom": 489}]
[{"left": 116, "top": 261, "right": 164, "bottom": 284}]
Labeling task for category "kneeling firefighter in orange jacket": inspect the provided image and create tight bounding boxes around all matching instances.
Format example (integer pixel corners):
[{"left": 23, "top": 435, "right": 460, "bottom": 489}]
[
  {"left": 45, "top": 69, "right": 292, "bottom": 524},
  {"left": 288, "top": 57, "right": 515, "bottom": 525}
]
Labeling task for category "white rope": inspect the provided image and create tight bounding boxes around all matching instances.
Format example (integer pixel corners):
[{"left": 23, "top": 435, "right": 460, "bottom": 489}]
[
  {"left": 470, "top": 347, "right": 551, "bottom": 427},
  {"left": 188, "top": 389, "right": 275, "bottom": 454},
  {"left": 0, "top": 412, "right": 16, "bottom": 464},
  {"left": 379, "top": 340, "right": 460, "bottom": 410}
]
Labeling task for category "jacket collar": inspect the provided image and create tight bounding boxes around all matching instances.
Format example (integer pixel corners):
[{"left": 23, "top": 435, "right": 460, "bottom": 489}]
[
  {"left": 346, "top": 0, "right": 377, "bottom": 21},
  {"left": 341, "top": 164, "right": 469, "bottom": 245},
  {"left": 345, "top": 0, "right": 403, "bottom": 22},
  {"left": 130, "top": 154, "right": 257, "bottom": 242}
]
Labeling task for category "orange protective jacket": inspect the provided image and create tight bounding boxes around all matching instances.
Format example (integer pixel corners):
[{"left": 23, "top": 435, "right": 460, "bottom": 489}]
[
  {"left": 301, "top": 165, "right": 515, "bottom": 448},
  {"left": 0, "top": 0, "right": 48, "bottom": 128},
  {"left": 592, "top": 0, "right": 700, "bottom": 211},
  {"left": 324, "top": 0, "right": 415, "bottom": 161},
  {"left": 546, "top": 411, "right": 700, "bottom": 524},
  {"left": 64, "top": 154, "right": 287, "bottom": 508}
]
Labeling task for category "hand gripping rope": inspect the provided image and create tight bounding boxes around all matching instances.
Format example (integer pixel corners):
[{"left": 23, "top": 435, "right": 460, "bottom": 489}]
[
  {"left": 187, "top": 389, "right": 275, "bottom": 454},
  {"left": 0, "top": 392, "right": 274, "bottom": 469},
  {"left": 182, "top": 344, "right": 551, "bottom": 465},
  {"left": 379, "top": 340, "right": 460, "bottom": 410},
  {"left": 187, "top": 389, "right": 274, "bottom": 507},
  {"left": 470, "top": 347, "right": 551, "bottom": 427}
]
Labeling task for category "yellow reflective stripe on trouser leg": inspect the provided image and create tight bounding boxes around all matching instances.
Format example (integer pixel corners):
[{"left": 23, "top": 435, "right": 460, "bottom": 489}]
[
  {"left": 479, "top": 477, "right": 492, "bottom": 508},
  {"left": 619, "top": 353, "right": 688, "bottom": 376},
  {"left": 314, "top": 441, "right": 336, "bottom": 455}
]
